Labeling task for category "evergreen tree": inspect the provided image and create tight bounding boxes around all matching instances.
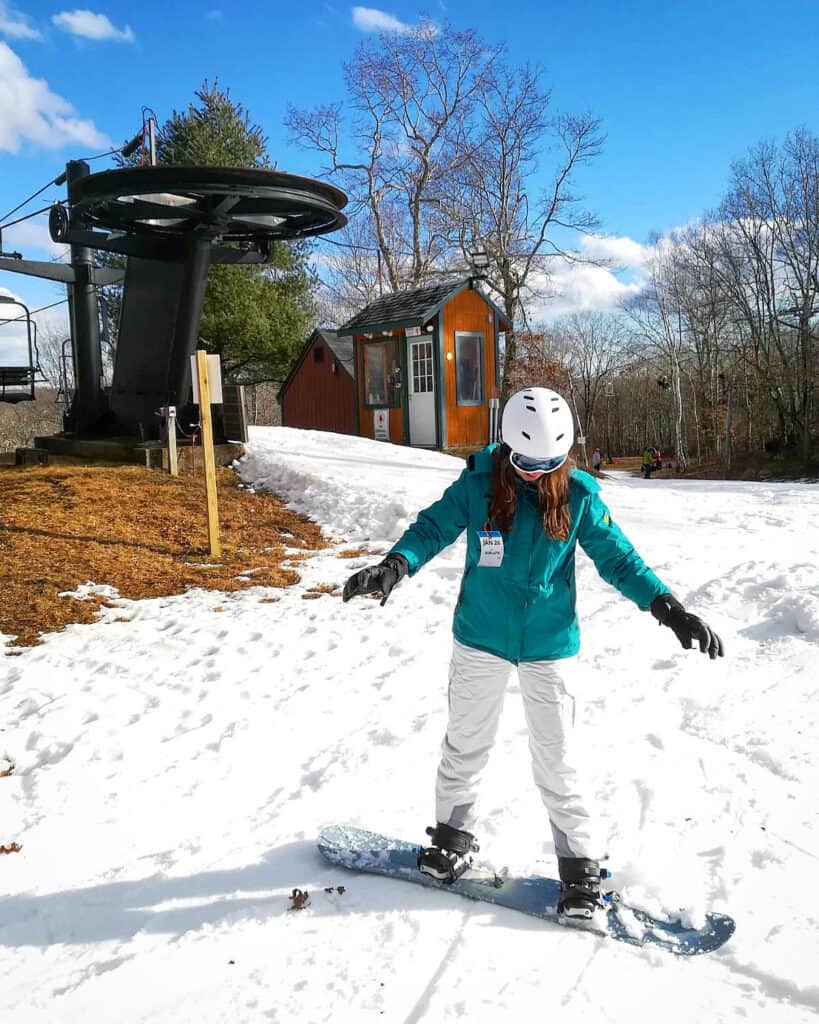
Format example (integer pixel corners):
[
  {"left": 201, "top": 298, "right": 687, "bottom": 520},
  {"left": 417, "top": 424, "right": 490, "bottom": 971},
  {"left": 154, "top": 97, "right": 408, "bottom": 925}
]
[{"left": 156, "top": 81, "right": 315, "bottom": 384}]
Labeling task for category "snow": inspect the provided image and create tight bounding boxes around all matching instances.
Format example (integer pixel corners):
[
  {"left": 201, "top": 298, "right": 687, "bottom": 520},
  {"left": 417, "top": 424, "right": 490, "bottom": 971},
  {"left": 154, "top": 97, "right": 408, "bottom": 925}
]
[{"left": 1, "top": 425, "right": 818, "bottom": 1023}]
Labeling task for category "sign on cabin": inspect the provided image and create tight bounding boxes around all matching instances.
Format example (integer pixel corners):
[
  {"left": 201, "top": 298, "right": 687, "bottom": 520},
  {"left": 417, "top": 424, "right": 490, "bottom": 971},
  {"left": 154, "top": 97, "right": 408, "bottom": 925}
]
[{"left": 374, "top": 409, "right": 390, "bottom": 441}]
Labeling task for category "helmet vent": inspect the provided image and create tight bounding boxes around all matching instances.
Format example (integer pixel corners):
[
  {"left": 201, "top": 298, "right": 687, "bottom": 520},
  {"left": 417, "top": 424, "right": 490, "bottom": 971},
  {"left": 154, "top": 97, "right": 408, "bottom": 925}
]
[
  {"left": 525, "top": 405, "right": 536, "bottom": 412},
  {"left": 521, "top": 431, "right": 531, "bottom": 440},
  {"left": 523, "top": 394, "right": 534, "bottom": 400},
  {"left": 555, "top": 433, "right": 565, "bottom": 441}
]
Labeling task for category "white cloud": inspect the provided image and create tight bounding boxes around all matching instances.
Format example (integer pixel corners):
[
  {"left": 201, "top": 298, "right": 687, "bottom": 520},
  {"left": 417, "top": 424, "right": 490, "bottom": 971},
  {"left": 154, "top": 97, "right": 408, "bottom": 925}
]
[
  {"left": 0, "top": 41, "right": 111, "bottom": 152},
  {"left": 351, "top": 6, "right": 412, "bottom": 33},
  {"left": 51, "top": 9, "right": 134, "bottom": 43},
  {"left": 578, "top": 232, "right": 651, "bottom": 269},
  {"left": 2, "top": 219, "right": 69, "bottom": 259},
  {"left": 523, "top": 232, "right": 655, "bottom": 321},
  {"left": 0, "top": 1, "right": 41, "bottom": 39},
  {"left": 526, "top": 261, "right": 646, "bottom": 321}
]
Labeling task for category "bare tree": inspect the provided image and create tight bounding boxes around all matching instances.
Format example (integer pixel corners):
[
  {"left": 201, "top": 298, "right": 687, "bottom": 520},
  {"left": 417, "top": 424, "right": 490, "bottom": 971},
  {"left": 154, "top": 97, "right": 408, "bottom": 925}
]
[
  {"left": 712, "top": 131, "right": 819, "bottom": 465},
  {"left": 287, "top": 24, "right": 499, "bottom": 291},
  {"left": 313, "top": 218, "right": 393, "bottom": 327},
  {"left": 559, "top": 313, "right": 627, "bottom": 439},
  {"left": 34, "top": 321, "right": 73, "bottom": 404},
  {"left": 441, "top": 61, "right": 603, "bottom": 372},
  {"left": 623, "top": 238, "right": 693, "bottom": 469},
  {"left": 0, "top": 392, "right": 62, "bottom": 451}
]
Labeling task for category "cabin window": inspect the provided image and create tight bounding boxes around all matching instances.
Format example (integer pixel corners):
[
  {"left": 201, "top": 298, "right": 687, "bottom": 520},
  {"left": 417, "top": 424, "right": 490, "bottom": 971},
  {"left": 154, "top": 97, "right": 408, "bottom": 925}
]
[
  {"left": 455, "top": 332, "right": 483, "bottom": 406},
  {"left": 363, "top": 337, "right": 400, "bottom": 408},
  {"left": 314, "top": 346, "right": 325, "bottom": 363}
]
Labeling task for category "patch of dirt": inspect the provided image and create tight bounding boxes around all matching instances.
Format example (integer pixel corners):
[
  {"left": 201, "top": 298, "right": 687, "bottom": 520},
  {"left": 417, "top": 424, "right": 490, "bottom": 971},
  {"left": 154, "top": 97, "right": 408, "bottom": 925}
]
[{"left": 0, "top": 464, "right": 327, "bottom": 648}]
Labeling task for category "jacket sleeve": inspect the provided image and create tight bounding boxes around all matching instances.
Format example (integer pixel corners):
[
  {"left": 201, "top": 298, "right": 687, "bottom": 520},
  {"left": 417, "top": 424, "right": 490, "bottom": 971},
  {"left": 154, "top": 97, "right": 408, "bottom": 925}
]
[
  {"left": 576, "top": 491, "right": 669, "bottom": 609},
  {"left": 389, "top": 469, "right": 470, "bottom": 575}
]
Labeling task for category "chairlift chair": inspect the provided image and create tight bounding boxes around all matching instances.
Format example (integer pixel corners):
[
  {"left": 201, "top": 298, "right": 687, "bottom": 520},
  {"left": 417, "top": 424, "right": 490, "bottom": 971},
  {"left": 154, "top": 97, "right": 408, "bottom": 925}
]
[
  {"left": 55, "top": 336, "right": 73, "bottom": 409},
  {"left": 0, "top": 297, "right": 42, "bottom": 404}
]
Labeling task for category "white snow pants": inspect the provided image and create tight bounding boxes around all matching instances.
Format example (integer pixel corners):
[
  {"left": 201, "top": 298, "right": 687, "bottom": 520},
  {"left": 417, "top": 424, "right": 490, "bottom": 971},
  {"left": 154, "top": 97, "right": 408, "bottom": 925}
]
[{"left": 436, "top": 639, "right": 599, "bottom": 860}]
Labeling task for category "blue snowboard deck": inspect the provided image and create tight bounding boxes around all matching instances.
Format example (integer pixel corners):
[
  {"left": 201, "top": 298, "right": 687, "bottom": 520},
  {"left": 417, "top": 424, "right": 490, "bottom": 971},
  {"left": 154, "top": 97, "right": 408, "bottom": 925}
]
[{"left": 318, "top": 825, "right": 735, "bottom": 956}]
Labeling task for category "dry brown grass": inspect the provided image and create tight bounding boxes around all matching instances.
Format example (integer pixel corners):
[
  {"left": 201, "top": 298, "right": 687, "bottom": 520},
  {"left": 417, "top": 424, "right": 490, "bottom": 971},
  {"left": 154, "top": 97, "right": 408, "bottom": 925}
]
[
  {"left": 302, "top": 582, "right": 342, "bottom": 600},
  {"left": 0, "top": 464, "right": 327, "bottom": 648},
  {"left": 336, "top": 548, "right": 378, "bottom": 559}
]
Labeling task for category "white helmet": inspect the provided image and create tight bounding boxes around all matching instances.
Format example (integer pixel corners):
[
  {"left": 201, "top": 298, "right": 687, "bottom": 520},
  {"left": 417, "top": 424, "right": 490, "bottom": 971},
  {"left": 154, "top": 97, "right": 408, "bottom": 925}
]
[{"left": 501, "top": 387, "right": 575, "bottom": 473}]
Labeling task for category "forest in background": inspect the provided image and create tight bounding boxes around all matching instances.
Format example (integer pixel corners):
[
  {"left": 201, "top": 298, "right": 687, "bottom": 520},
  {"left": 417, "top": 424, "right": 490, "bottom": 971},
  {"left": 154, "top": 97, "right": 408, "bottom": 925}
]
[{"left": 3, "top": 21, "right": 816, "bottom": 476}]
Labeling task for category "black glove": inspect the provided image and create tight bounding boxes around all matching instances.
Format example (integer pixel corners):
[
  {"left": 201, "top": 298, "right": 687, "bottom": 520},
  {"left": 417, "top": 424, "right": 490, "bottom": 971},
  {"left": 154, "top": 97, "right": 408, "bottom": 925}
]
[
  {"left": 650, "top": 594, "right": 724, "bottom": 659},
  {"left": 342, "top": 553, "right": 409, "bottom": 607}
]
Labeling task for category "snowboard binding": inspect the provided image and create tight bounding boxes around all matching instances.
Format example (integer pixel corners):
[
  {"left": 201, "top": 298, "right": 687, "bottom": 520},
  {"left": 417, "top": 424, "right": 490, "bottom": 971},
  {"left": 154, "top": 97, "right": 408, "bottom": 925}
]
[
  {"left": 557, "top": 857, "right": 610, "bottom": 920},
  {"left": 417, "top": 823, "right": 479, "bottom": 884}
]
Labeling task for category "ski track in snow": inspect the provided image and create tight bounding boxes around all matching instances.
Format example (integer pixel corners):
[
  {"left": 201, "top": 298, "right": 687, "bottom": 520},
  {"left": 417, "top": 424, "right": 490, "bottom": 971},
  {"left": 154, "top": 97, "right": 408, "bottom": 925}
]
[{"left": 0, "top": 426, "right": 817, "bottom": 1023}]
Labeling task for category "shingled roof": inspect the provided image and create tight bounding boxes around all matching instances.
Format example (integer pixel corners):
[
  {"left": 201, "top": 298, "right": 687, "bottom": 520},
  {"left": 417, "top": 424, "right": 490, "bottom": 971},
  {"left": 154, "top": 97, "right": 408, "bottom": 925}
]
[
  {"left": 337, "top": 280, "right": 467, "bottom": 335},
  {"left": 277, "top": 328, "right": 355, "bottom": 401},
  {"left": 318, "top": 330, "right": 355, "bottom": 378}
]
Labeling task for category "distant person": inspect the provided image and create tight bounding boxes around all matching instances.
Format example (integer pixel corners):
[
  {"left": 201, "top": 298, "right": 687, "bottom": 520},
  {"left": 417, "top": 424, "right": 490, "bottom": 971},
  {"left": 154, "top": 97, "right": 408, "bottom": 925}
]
[
  {"left": 592, "top": 448, "right": 602, "bottom": 473},
  {"left": 343, "top": 386, "right": 723, "bottom": 921},
  {"left": 652, "top": 447, "right": 662, "bottom": 471},
  {"left": 642, "top": 447, "right": 654, "bottom": 479}
]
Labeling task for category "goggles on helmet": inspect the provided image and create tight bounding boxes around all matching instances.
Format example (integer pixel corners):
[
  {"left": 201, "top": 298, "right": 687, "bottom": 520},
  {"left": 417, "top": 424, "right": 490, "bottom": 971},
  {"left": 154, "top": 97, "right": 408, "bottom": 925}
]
[{"left": 509, "top": 450, "right": 567, "bottom": 475}]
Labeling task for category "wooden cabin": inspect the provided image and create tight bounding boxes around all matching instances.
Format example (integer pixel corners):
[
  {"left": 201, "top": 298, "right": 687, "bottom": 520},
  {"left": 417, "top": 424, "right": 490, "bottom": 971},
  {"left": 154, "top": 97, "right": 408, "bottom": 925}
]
[
  {"left": 337, "top": 279, "right": 511, "bottom": 449},
  {"left": 278, "top": 329, "right": 357, "bottom": 434}
]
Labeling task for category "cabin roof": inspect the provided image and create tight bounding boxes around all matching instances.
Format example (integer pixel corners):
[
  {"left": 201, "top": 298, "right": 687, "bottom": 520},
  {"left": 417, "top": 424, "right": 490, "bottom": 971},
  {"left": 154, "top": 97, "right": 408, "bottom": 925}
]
[
  {"left": 337, "top": 278, "right": 511, "bottom": 335},
  {"left": 317, "top": 329, "right": 355, "bottom": 376}
]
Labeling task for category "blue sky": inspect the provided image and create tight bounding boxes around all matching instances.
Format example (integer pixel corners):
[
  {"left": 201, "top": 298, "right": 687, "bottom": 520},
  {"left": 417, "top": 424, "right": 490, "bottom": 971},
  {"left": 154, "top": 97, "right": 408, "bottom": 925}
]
[{"left": 2, "top": 0, "right": 819, "bottom": 356}]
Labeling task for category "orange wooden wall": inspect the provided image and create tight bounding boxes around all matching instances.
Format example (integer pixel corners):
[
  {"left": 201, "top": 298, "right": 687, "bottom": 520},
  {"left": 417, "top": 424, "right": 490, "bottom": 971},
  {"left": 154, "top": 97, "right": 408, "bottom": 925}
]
[
  {"left": 441, "top": 288, "right": 497, "bottom": 448},
  {"left": 356, "top": 330, "right": 405, "bottom": 443},
  {"left": 352, "top": 289, "right": 502, "bottom": 449}
]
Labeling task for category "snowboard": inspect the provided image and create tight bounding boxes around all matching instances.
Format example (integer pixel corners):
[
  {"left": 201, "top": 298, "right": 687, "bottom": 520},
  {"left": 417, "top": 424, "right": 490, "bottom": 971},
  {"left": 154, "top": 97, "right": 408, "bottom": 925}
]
[{"left": 318, "top": 825, "right": 735, "bottom": 956}]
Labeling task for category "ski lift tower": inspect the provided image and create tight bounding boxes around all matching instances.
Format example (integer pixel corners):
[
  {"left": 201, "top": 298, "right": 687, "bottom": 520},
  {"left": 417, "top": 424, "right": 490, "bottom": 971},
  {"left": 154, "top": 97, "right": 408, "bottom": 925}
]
[{"left": 0, "top": 162, "right": 347, "bottom": 444}]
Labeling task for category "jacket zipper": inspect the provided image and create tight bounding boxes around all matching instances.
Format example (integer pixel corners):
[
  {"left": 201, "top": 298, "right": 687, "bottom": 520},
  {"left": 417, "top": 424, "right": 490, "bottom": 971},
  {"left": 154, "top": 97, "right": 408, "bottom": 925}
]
[{"left": 518, "top": 486, "right": 539, "bottom": 662}]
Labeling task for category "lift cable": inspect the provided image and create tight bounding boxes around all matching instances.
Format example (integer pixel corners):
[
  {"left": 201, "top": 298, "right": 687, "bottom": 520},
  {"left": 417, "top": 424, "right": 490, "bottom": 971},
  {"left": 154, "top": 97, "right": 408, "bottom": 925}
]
[
  {"left": 0, "top": 204, "right": 54, "bottom": 232},
  {"left": 0, "top": 128, "right": 144, "bottom": 227},
  {"left": 0, "top": 179, "right": 65, "bottom": 226}
]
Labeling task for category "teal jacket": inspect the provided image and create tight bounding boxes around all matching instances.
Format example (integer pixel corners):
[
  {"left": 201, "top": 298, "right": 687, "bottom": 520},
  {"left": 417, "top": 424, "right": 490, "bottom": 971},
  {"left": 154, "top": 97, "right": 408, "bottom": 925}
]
[{"left": 390, "top": 445, "right": 668, "bottom": 663}]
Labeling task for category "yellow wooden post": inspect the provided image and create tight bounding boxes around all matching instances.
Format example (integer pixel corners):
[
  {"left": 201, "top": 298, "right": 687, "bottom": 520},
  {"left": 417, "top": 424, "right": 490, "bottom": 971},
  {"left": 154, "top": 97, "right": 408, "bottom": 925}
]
[
  {"left": 167, "top": 405, "right": 178, "bottom": 477},
  {"left": 195, "top": 349, "right": 221, "bottom": 558}
]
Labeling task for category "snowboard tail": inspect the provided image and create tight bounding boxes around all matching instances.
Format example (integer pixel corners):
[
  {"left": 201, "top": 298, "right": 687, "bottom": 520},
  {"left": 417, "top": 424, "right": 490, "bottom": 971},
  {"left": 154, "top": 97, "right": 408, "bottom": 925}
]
[{"left": 318, "top": 825, "right": 735, "bottom": 956}]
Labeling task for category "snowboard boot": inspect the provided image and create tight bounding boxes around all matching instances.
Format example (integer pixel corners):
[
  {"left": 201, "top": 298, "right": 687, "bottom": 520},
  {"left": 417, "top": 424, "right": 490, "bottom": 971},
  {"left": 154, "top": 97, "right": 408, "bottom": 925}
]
[
  {"left": 557, "top": 857, "right": 604, "bottom": 920},
  {"left": 417, "top": 823, "right": 479, "bottom": 884}
]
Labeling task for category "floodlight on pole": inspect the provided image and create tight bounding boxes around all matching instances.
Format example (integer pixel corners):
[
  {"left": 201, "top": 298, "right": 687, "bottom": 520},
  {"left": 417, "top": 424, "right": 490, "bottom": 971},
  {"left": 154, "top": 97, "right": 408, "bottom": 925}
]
[{"left": 470, "top": 248, "right": 489, "bottom": 274}]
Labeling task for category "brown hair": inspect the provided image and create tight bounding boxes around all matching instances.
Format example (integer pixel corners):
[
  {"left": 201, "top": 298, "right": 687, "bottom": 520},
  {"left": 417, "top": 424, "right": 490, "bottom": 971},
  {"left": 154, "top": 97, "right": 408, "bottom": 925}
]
[{"left": 489, "top": 445, "right": 572, "bottom": 541}]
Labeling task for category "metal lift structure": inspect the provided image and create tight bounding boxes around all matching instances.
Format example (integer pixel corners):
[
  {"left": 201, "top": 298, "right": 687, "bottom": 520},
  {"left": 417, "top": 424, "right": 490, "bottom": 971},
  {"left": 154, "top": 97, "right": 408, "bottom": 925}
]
[{"left": 0, "top": 161, "right": 347, "bottom": 440}]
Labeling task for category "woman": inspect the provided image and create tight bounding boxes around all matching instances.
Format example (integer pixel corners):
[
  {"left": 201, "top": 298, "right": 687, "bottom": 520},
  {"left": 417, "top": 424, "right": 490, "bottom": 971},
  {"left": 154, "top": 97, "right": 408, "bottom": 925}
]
[{"left": 342, "top": 387, "right": 723, "bottom": 919}]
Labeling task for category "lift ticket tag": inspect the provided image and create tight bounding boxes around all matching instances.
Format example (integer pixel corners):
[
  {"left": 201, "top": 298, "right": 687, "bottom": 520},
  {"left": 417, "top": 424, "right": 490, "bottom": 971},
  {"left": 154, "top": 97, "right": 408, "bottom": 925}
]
[{"left": 477, "top": 530, "right": 504, "bottom": 567}]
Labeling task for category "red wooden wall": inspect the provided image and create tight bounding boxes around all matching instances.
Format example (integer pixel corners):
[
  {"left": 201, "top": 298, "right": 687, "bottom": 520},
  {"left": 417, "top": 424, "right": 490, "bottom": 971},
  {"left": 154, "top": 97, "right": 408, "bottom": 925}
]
[{"left": 281, "top": 336, "right": 357, "bottom": 434}]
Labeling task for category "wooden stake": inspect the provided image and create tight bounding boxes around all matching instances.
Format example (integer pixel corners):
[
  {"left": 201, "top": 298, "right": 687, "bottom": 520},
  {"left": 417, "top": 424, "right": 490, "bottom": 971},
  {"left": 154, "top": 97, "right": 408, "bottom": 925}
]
[
  {"left": 167, "top": 405, "right": 178, "bottom": 477},
  {"left": 195, "top": 349, "right": 221, "bottom": 557}
]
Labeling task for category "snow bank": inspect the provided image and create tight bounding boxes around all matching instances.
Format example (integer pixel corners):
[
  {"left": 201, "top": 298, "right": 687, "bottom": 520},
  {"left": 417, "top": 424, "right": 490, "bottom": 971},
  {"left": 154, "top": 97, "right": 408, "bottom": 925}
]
[
  {"left": 236, "top": 426, "right": 464, "bottom": 544},
  {"left": 2, "top": 427, "right": 818, "bottom": 1024}
]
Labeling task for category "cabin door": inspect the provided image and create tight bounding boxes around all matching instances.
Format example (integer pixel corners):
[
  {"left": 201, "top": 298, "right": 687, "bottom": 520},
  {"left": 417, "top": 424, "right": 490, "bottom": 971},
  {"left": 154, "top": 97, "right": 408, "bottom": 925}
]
[{"left": 407, "top": 337, "right": 436, "bottom": 446}]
